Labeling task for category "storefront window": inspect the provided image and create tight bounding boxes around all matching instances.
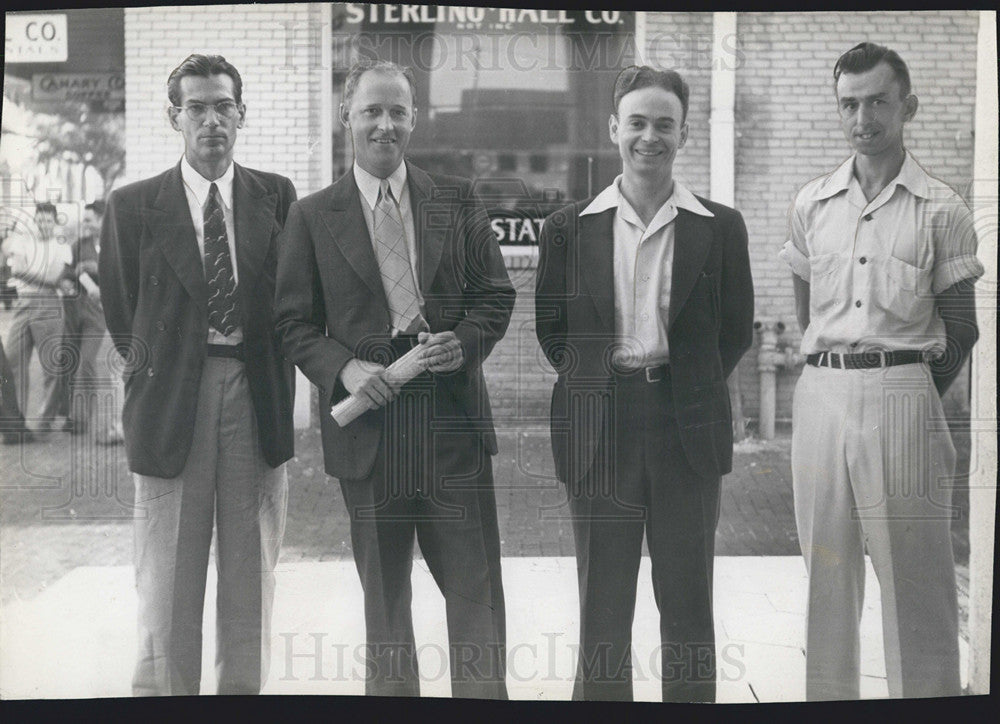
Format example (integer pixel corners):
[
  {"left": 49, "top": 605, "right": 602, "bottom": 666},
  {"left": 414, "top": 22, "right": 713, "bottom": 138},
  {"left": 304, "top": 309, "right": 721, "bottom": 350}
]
[{"left": 331, "top": 4, "right": 636, "bottom": 250}]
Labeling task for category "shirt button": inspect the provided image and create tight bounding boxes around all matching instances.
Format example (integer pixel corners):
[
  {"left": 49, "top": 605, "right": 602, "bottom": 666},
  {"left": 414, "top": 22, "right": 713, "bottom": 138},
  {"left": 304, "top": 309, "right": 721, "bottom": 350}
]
[
  {"left": 859, "top": 257, "right": 867, "bottom": 264},
  {"left": 864, "top": 214, "right": 873, "bottom": 221},
  {"left": 150, "top": 275, "right": 159, "bottom": 285},
  {"left": 642, "top": 275, "right": 650, "bottom": 281},
  {"left": 855, "top": 300, "right": 862, "bottom": 308},
  {"left": 156, "top": 320, "right": 165, "bottom": 331},
  {"left": 641, "top": 313, "right": 649, "bottom": 321},
  {"left": 147, "top": 367, "right": 155, "bottom": 376}
]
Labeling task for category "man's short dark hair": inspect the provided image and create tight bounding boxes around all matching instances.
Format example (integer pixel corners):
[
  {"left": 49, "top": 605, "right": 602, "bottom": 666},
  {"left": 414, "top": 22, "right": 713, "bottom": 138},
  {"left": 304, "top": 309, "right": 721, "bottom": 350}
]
[
  {"left": 833, "top": 42, "right": 912, "bottom": 98},
  {"left": 167, "top": 54, "right": 243, "bottom": 107},
  {"left": 85, "top": 200, "right": 106, "bottom": 217},
  {"left": 612, "top": 65, "right": 690, "bottom": 123},
  {"left": 35, "top": 202, "right": 57, "bottom": 217},
  {"left": 342, "top": 58, "right": 417, "bottom": 115}
]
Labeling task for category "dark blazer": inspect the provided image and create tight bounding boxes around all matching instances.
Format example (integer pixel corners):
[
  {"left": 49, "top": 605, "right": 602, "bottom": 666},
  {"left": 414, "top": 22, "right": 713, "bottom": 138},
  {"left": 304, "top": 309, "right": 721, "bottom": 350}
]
[
  {"left": 99, "top": 161, "right": 297, "bottom": 478},
  {"left": 274, "top": 161, "right": 515, "bottom": 480},
  {"left": 535, "top": 195, "right": 754, "bottom": 483}
]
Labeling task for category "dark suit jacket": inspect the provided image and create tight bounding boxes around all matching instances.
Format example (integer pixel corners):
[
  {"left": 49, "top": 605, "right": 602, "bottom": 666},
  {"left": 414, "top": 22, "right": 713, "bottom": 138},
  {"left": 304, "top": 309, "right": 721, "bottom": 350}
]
[
  {"left": 99, "top": 161, "right": 297, "bottom": 478},
  {"left": 274, "top": 162, "right": 515, "bottom": 480},
  {"left": 535, "top": 194, "right": 754, "bottom": 483}
]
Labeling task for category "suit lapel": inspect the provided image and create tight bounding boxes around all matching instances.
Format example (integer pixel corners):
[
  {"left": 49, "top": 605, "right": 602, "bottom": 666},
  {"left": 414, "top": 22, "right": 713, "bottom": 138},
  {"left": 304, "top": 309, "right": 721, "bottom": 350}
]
[
  {"left": 319, "top": 174, "right": 386, "bottom": 302},
  {"left": 232, "top": 163, "right": 277, "bottom": 296},
  {"left": 578, "top": 208, "right": 616, "bottom": 334},
  {"left": 144, "top": 163, "right": 206, "bottom": 309},
  {"left": 668, "top": 209, "right": 713, "bottom": 330},
  {"left": 406, "top": 162, "right": 446, "bottom": 292}
]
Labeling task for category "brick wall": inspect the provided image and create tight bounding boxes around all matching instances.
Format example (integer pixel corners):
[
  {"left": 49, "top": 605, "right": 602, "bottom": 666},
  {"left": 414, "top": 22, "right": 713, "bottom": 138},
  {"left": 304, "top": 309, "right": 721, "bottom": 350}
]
[
  {"left": 119, "top": 8, "right": 981, "bottom": 429},
  {"left": 733, "top": 11, "right": 979, "bottom": 423},
  {"left": 641, "top": 12, "right": 715, "bottom": 198},
  {"left": 123, "top": 3, "right": 326, "bottom": 196}
]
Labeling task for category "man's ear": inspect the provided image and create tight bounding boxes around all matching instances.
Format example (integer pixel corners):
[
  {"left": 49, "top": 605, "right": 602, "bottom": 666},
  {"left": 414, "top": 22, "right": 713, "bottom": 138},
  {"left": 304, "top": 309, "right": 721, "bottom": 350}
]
[
  {"left": 410, "top": 106, "right": 417, "bottom": 130},
  {"left": 903, "top": 94, "right": 918, "bottom": 123},
  {"left": 608, "top": 113, "right": 619, "bottom": 144},
  {"left": 167, "top": 106, "right": 181, "bottom": 131},
  {"left": 339, "top": 103, "right": 350, "bottom": 128},
  {"left": 236, "top": 103, "right": 246, "bottom": 129},
  {"left": 678, "top": 122, "right": 689, "bottom": 149}
]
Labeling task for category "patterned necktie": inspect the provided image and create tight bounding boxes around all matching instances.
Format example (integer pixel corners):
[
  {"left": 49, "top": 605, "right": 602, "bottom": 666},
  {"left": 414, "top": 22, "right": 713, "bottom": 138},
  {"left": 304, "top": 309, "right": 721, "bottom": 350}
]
[
  {"left": 203, "top": 182, "right": 241, "bottom": 336},
  {"left": 373, "top": 179, "right": 425, "bottom": 334}
]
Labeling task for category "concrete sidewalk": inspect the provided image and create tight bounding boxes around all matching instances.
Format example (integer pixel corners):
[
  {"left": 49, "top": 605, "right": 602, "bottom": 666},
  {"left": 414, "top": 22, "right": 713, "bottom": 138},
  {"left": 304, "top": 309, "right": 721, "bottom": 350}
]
[{"left": 0, "top": 555, "right": 968, "bottom": 701}]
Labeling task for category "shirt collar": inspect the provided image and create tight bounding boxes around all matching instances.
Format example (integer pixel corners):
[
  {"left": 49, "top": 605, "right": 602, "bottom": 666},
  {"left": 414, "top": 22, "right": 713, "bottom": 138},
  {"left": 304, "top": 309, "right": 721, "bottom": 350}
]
[
  {"left": 816, "top": 151, "right": 931, "bottom": 201},
  {"left": 354, "top": 161, "right": 408, "bottom": 210},
  {"left": 580, "top": 175, "right": 714, "bottom": 219},
  {"left": 181, "top": 156, "right": 234, "bottom": 210}
]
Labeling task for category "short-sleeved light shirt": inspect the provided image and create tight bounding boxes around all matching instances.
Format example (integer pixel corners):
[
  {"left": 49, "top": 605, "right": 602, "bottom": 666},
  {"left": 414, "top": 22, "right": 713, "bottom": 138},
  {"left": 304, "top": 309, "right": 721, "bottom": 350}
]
[{"left": 779, "top": 152, "right": 984, "bottom": 355}]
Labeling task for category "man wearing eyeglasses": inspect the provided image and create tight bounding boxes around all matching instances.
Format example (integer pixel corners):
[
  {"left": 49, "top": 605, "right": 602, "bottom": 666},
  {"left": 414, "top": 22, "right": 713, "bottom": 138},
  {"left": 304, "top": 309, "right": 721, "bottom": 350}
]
[
  {"left": 99, "top": 54, "right": 297, "bottom": 695},
  {"left": 535, "top": 66, "right": 754, "bottom": 701}
]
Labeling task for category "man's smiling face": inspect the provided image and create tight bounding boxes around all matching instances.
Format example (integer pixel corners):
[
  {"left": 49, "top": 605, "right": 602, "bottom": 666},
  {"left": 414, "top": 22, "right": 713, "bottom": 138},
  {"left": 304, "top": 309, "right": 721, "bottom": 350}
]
[
  {"left": 342, "top": 69, "right": 416, "bottom": 179},
  {"left": 610, "top": 85, "right": 688, "bottom": 182}
]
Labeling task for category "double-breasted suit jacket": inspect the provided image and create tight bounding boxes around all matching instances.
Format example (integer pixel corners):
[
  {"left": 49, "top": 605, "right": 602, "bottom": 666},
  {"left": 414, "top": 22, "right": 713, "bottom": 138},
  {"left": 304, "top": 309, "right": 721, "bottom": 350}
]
[{"left": 99, "top": 161, "right": 297, "bottom": 477}]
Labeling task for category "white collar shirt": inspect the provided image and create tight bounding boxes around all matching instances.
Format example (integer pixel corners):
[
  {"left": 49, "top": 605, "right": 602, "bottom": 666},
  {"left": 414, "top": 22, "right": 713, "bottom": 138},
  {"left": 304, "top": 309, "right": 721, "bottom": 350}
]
[
  {"left": 581, "top": 175, "right": 714, "bottom": 369},
  {"left": 780, "top": 151, "right": 984, "bottom": 355}
]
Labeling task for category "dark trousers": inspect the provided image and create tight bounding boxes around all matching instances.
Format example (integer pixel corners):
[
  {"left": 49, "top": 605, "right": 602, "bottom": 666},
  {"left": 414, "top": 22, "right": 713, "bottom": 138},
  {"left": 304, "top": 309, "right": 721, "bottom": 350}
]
[
  {"left": 0, "top": 338, "right": 27, "bottom": 432},
  {"left": 57, "top": 296, "right": 109, "bottom": 423},
  {"left": 340, "top": 373, "right": 507, "bottom": 699},
  {"left": 568, "top": 368, "right": 721, "bottom": 702}
]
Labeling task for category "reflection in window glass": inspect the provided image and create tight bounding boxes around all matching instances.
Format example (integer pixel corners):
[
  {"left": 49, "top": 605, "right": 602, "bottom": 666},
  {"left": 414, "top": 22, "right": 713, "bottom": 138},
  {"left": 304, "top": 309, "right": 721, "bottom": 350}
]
[{"left": 332, "top": 5, "right": 636, "bottom": 247}]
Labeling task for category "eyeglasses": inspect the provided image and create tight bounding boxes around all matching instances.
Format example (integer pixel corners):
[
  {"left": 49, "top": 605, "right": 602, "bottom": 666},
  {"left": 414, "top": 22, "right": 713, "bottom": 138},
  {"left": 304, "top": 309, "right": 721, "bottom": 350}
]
[{"left": 172, "top": 100, "right": 241, "bottom": 121}]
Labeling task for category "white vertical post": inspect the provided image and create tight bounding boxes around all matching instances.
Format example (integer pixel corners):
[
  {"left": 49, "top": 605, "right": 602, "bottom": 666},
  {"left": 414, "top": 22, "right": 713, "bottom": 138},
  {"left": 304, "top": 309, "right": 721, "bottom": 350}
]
[
  {"left": 968, "top": 9, "right": 998, "bottom": 695},
  {"left": 710, "top": 12, "right": 737, "bottom": 208},
  {"left": 292, "top": 2, "right": 333, "bottom": 430},
  {"left": 634, "top": 11, "right": 647, "bottom": 65},
  {"left": 319, "top": 1, "right": 334, "bottom": 190}
]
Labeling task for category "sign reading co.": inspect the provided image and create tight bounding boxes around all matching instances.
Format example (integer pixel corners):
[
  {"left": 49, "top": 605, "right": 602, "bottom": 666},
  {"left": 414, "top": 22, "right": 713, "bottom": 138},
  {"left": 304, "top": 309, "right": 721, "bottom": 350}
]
[
  {"left": 4, "top": 14, "right": 68, "bottom": 63},
  {"left": 32, "top": 73, "right": 125, "bottom": 102}
]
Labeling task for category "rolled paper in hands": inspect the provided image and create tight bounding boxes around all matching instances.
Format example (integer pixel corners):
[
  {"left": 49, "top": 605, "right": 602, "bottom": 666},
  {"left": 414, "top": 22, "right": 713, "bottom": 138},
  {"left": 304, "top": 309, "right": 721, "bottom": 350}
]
[
  {"left": 330, "top": 344, "right": 427, "bottom": 427},
  {"left": 79, "top": 272, "right": 100, "bottom": 297}
]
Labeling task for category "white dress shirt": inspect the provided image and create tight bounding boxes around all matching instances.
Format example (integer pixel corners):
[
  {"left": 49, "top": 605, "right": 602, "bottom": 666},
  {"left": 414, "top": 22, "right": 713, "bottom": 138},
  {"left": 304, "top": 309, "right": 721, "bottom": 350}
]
[
  {"left": 353, "top": 161, "right": 426, "bottom": 326},
  {"left": 581, "top": 175, "right": 714, "bottom": 370},
  {"left": 180, "top": 156, "right": 242, "bottom": 344}
]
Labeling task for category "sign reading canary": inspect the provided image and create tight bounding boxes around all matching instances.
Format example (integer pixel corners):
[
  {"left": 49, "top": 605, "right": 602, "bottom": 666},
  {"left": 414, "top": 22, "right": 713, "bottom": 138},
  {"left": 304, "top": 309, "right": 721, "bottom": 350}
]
[
  {"left": 33, "top": 73, "right": 125, "bottom": 102},
  {"left": 4, "top": 14, "right": 68, "bottom": 63}
]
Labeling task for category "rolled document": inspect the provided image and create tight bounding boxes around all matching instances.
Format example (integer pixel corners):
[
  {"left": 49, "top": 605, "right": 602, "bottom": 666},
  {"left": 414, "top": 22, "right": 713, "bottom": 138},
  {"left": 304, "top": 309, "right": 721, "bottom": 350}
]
[
  {"left": 79, "top": 272, "right": 100, "bottom": 297},
  {"left": 330, "top": 344, "right": 427, "bottom": 427}
]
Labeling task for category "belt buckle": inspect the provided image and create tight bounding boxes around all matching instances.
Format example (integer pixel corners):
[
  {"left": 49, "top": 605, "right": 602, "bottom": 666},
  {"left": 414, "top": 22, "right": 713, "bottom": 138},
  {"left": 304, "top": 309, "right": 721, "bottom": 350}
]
[{"left": 878, "top": 350, "right": 887, "bottom": 367}]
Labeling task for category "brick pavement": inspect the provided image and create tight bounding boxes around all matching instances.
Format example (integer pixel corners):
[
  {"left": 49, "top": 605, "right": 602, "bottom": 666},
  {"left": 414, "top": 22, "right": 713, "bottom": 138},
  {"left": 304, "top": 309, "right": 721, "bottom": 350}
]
[{"left": 0, "top": 312, "right": 972, "bottom": 636}]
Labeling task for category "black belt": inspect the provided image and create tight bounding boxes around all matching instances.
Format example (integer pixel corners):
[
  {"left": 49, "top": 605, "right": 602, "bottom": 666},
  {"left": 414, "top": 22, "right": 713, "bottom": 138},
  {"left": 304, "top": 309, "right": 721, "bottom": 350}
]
[
  {"left": 806, "top": 350, "right": 925, "bottom": 369},
  {"left": 206, "top": 343, "right": 244, "bottom": 361},
  {"left": 616, "top": 363, "right": 671, "bottom": 383}
]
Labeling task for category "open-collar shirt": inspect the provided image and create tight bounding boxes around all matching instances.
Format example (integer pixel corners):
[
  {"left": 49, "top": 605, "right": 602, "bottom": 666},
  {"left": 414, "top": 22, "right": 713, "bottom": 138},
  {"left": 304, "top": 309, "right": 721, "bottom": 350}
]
[
  {"left": 581, "top": 174, "right": 714, "bottom": 370},
  {"left": 780, "top": 152, "right": 984, "bottom": 355}
]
